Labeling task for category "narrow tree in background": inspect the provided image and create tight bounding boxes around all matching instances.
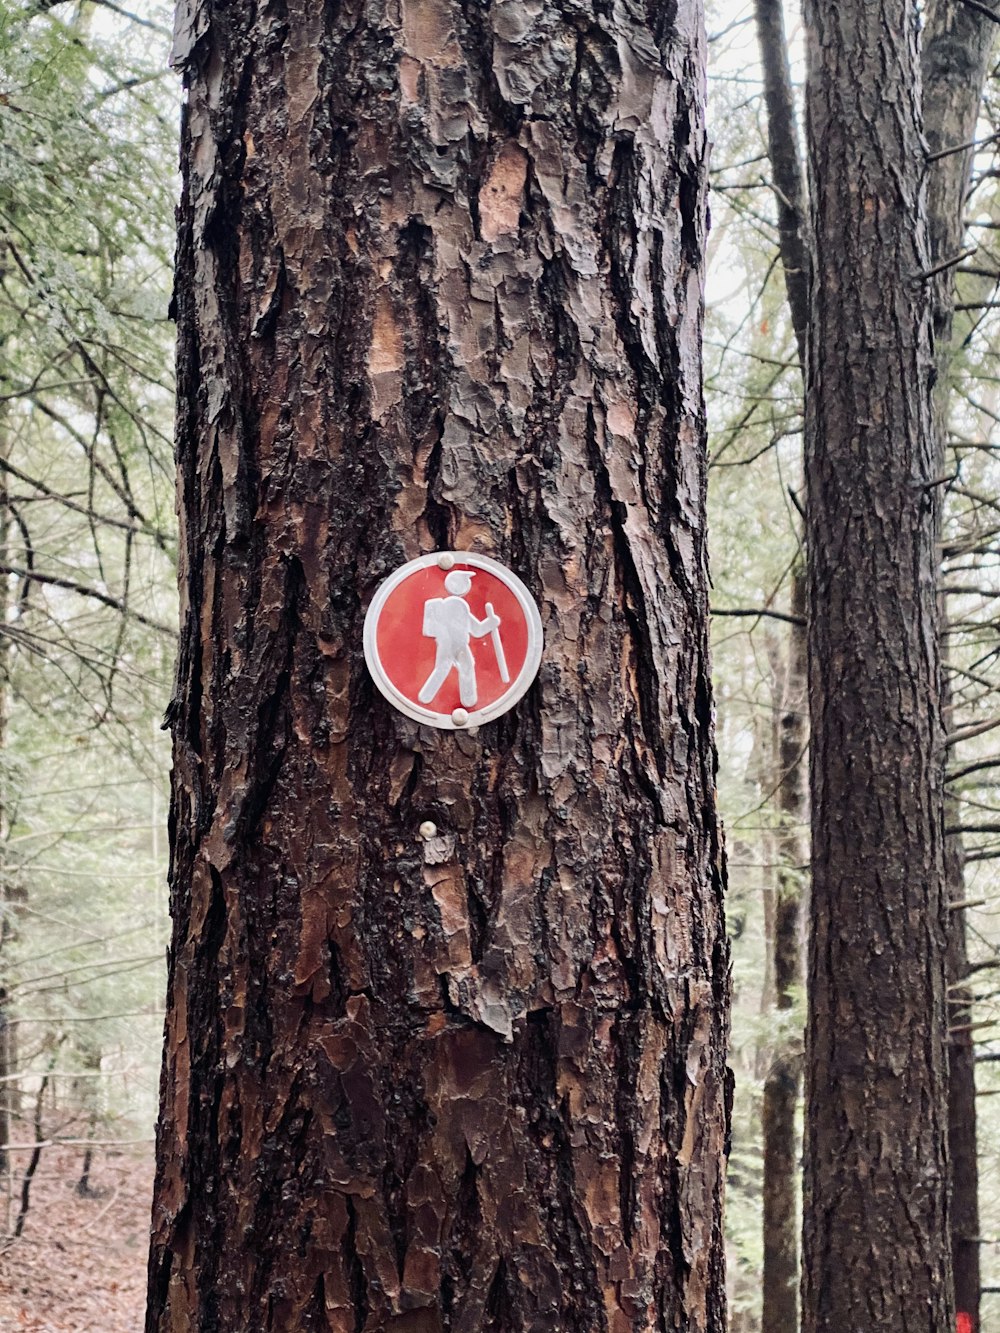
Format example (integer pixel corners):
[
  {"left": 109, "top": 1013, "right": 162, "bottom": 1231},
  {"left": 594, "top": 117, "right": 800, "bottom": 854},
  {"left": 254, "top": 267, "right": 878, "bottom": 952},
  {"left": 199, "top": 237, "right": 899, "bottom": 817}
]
[
  {"left": 922, "top": 8, "right": 996, "bottom": 1326},
  {"left": 0, "top": 434, "right": 12, "bottom": 1178},
  {"left": 802, "top": 2, "right": 952, "bottom": 1329},
  {"left": 753, "top": 2, "right": 995, "bottom": 1326},
  {"left": 753, "top": 0, "right": 809, "bottom": 372},
  {"left": 752, "top": 7, "right": 810, "bottom": 1327},
  {"left": 760, "top": 574, "right": 806, "bottom": 1333},
  {"left": 146, "top": 0, "right": 730, "bottom": 1327}
]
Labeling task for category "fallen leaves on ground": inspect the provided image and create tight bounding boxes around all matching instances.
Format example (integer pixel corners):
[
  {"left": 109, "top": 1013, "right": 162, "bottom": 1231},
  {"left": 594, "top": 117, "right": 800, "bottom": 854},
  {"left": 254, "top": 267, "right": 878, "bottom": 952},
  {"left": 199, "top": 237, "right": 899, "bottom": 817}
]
[{"left": 0, "top": 1143, "right": 151, "bottom": 1333}]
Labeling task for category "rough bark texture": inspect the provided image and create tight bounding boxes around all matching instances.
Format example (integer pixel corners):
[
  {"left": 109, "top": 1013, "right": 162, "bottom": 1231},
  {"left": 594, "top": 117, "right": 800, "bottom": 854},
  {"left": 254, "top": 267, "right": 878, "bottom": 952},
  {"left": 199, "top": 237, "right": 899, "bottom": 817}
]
[
  {"left": 146, "top": 0, "right": 730, "bottom": 1329},
  {"left": 922, "top": 11, "right": 995, "bottom": 1328},
  {"left": 922, "top": 0, "right": 996, "bottom": 336},
  {"left": 751, "top": 12, "right": 809, "bottom": 1326},
  {"left": 752, "top": 0, "right": 809, "bottom": 371},
  {"left": 801, "top": 2, "right": 953, "bottom": 1330},
  {"left": 945, "top": 737, "right": 980, "bottom": 1333},
  {"left": 761, "top": 572, "right": 805, "bottom": 1333}
]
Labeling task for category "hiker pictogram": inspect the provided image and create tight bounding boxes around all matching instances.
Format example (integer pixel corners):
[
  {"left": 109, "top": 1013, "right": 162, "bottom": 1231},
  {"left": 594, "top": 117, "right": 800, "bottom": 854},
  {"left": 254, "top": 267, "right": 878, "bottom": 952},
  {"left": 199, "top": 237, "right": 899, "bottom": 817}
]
[
  {"left": 418, "top": 570, "right": 509, "bottom": 709},
  {"left": 363, "top": 553, "right": 543, "bottom": 730}
]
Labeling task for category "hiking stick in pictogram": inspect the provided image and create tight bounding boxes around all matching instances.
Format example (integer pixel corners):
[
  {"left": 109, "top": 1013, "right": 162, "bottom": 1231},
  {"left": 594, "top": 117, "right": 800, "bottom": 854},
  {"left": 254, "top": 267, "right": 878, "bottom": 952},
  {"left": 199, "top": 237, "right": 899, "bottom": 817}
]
[{"left": 485, "top": 601, "right": 510, "bottom": 683}]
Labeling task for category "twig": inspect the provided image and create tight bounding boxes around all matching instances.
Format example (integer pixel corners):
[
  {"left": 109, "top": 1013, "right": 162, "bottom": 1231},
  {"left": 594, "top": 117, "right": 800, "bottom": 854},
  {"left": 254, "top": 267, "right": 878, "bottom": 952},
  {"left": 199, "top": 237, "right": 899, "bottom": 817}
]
[
  {"left": 914, "top": 246, "right": 978, "bottom": 276},
  {"left": 1, "top": 1135, "right": 154, "bottom": 1152},
  {"left": 12, "top": 1073, "right": 48, "bottom": 1238},
  {"left": 955, "top": 0, "right": 1000, "bottom": 24},
  {"left": 945, "top": 716, "right": 1000, "bottom": 748},
  {"left": 711, "top": 607, "right": 806, "bottom": 627}
]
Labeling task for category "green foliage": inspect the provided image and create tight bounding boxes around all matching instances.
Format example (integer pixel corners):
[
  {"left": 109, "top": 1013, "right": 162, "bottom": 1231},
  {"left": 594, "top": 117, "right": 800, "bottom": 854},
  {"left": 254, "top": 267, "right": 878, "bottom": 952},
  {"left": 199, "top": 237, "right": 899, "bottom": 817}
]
[
  {"left": 0, "top": 0, "right": 177, "bottom": 1176},
  {"left": 0, "top": 0, "right": 177, "bottom": 645}
]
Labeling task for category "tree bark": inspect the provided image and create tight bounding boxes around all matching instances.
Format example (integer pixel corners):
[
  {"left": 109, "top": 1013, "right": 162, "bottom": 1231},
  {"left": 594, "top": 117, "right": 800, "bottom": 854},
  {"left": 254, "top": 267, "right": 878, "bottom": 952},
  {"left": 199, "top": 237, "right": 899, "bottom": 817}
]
[
  {"left": 921, "top": 11, "right": 995, "bottom": 1329},
  {"left": 0, "top": 424, "right": 13, "bottom": 1182},
  {"left": 146, "top": 0, "right": 730, "bottom": 1329},
  {"left": 752, "top": 0, "right": 810, "bottom": 371},
  {"left": 945, "top": 751, "right": 980, "bottom": 1333},
  {"left": 801, "top": 2, "right": 952, "bottom": 1330},
  {"left": 761, "top": 571, "right": 806, "bottom": 1333},
  {"left": 922, "top": 0, "right": 996, "bottom": 330},
  {"left": 751, "top": 10, "right": 810, "bottom": 1327}
]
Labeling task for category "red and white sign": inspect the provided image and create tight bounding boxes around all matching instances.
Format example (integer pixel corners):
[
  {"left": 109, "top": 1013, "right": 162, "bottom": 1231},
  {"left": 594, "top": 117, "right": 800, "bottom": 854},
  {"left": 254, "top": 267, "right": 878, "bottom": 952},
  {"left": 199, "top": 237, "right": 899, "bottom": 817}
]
[{"left": 363, "top": 552, "right": 543, "bottom": 729}]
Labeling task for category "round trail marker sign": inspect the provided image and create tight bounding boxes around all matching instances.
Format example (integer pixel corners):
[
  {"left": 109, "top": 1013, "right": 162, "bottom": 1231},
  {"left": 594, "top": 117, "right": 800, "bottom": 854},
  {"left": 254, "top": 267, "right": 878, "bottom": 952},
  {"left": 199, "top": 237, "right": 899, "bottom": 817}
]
[{"left": 363, "top": 552, "right": 543, "bottom": 730}]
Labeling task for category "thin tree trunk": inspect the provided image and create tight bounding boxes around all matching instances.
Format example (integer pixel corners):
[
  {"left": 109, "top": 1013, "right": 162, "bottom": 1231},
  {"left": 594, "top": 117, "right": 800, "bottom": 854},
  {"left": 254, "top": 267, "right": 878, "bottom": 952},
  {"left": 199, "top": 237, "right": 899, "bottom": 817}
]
[
  {"left": 146, "top": 1, "right": 730, "bottom": 1329},
  {"left": 0, "top": 420, "right": 13, "bottom": 1182},
  {"left": 75, "top": 1039, "right": 102, "bottom": 1196},
  {"left": 750, "top": 13, "right": 810, "bottom": 1327},
  {"left": 761, "top": 571, "right": 806, "bottom": 1333},
  {"left": 0, "top": 1002, "right": 10, "bottom": 1182},
  {"left": 801, "top": 1, "right": 953, "bottom": 1329},
  {"left": 753, "top": 0, "right": 810, "bottom": 371},
  {"left": 945, "top": 733, "right": 980, "bottom": 1333},
  {"left": 13, "top": 1074, "right": 46, "bottom": 1240},
  {"left": 921, "top": 10, "right": 996, "bottom": 1327}
]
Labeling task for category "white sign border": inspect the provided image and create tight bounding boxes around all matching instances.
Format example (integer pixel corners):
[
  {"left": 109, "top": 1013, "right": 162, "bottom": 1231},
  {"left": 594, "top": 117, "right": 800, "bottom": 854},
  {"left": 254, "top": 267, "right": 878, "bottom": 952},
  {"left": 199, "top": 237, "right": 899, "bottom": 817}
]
[{"left": 363, "top": 551, "right": 543, "bottom": 731}]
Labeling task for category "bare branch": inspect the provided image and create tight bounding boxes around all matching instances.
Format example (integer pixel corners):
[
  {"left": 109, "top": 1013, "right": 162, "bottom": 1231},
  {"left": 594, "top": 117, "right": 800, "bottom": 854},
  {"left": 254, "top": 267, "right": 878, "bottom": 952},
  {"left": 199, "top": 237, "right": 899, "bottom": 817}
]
[
  {"left": 711, "top": 606, "right": 806, "bottom": 627},
  {"left": 0, "top": 563, "right": 174, "bottom": 636}
]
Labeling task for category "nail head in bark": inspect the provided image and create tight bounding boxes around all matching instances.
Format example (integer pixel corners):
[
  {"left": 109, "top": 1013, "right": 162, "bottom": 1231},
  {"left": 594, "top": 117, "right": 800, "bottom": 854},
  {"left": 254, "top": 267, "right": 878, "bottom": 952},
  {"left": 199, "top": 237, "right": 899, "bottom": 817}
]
[{"left": 363, "top": 551, "right": 543, "bottom": 730}]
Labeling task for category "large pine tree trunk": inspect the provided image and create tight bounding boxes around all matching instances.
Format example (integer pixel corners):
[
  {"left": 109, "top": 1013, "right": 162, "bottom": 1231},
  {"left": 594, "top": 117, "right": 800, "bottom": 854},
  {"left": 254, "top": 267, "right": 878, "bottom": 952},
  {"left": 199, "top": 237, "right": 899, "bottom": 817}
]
[
  {"left": 801, "top": 1, "right": 953, "bottom": 1329},
  {"left": 146, "top": 0, "right": 730, "bottom": 1329}
]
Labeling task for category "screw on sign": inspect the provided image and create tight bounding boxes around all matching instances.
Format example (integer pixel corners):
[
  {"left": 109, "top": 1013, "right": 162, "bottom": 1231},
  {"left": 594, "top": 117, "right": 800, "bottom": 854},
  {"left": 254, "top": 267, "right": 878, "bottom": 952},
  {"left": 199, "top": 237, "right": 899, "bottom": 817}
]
[{"left": 363, "top": 552, "right": 543, "bottom": 730}]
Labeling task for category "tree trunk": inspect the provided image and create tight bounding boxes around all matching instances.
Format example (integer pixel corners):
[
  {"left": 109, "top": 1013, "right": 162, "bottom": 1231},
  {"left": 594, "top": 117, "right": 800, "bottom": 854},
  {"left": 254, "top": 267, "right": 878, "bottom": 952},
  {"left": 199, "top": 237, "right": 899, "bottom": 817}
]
[
  {"left": 753, "top": 0, "right": 809, "bottom": 371},
  {"left": 761, "top": 571, "right": 806, "bottom": 1333},
  {"left": 0, "top": 999, "right": 10, "bottom": 1183},
  {"left": 75, "top": 1039, "right": 103, "bottom": 1197},
  {"left": 0, "top": 423, "right": 13, "bottom": 1182},
  {"left": 751, "top": 10, "right": 810, "bottom": 1328},
  {"left": 146, "top": 0, "right": 730, "bottom": 1329},
  {"left": 921, "top": 11, "right": 995, "bottom": 1328},
  {"left": 945, "top": 771, "right": 980, "bottom": 1333},
  {"left": 801, "top": 2, "right": 953, "bottom": 1330}
]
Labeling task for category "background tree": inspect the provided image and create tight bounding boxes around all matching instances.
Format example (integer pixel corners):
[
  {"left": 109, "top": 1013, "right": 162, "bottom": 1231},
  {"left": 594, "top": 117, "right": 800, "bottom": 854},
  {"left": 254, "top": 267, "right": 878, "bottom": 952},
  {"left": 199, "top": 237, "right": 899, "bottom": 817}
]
[
  {"left": 750, "top": 5, "right": 808, "bottom": 1328},
  {"left": 802, "top": 1, "right": 952, "bottom": 1329},
  {"left": 736, "top": 4, "right": 998, "bottom": 1330},
  {"left": 922, "top": 7, "right": 997, "bottom": 1324}
]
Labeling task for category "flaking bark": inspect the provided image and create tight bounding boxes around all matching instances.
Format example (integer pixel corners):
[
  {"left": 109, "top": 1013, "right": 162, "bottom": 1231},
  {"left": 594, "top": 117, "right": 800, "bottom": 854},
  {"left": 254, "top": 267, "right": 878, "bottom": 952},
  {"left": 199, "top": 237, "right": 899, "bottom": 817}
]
[{"left": 146, "top": 0, "right": 730, "bottom": 1328}]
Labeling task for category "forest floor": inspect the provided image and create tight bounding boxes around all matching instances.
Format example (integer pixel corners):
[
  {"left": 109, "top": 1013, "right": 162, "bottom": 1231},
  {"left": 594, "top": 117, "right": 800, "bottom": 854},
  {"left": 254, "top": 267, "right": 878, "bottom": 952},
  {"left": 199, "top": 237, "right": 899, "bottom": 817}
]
[{"left": 0, "top": 1143, "right": 151, "bottom": 1332}]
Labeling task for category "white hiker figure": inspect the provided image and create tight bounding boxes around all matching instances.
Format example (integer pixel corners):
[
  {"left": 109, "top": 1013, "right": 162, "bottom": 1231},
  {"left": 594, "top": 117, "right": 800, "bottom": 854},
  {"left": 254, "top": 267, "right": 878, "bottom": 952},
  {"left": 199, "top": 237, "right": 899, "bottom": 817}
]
[{"left": 418, "top": 570, "right": 508, "bottom": 708}]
